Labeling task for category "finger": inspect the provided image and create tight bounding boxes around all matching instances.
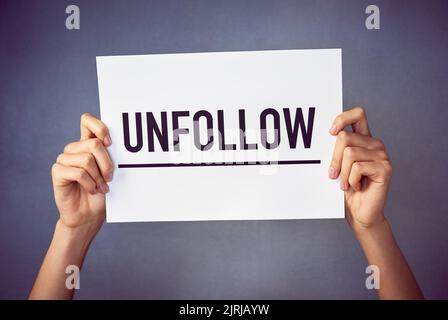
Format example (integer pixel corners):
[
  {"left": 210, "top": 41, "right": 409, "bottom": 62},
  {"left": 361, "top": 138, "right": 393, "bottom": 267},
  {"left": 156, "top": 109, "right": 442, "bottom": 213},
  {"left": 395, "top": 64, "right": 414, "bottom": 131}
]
[
  {"left": 56, "top": 153, "right": 109, "bottom": 193},
  {"left": 80, "top": 113, "right": 112, "bottom": 146},
  {"left": 64, "top": 138, "right": 114, "bottom": 182},
  {"left": 51, "top": 163, "right": 99, "bottom": 195},
  {"left": 330, "top": 107, "right": 370, "bottom": 136},
  {"left": 348, "top": 161, "right": 393, "bottom": 192},
  {"left": 329, "top": 131, "right": 385, "bottom": 179},
  {"left": 339, "top": 147, "right": 388, "bottom": 191}
]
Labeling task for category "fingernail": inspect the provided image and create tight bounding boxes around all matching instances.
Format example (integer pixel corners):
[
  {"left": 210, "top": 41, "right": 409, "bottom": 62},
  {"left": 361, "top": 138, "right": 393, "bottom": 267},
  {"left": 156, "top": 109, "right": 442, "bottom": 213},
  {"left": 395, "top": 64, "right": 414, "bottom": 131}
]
[
  {"left": 105, "top": 172, "right": 113, "bottom": 182},
  {"left": 340, "top": 181, "right": 348, "bottom": 191},
  {"left": 329, "top": 125, "right": 337, "bottom": 135},
  {"left": 103, "top": 135, "right": 112, "bottom": 147},
  {"left": 99, "top": 183, "right": 109, "bottom": 194},
  {"left": 328, "top": 166, "right": 336, "bottom": 179}
]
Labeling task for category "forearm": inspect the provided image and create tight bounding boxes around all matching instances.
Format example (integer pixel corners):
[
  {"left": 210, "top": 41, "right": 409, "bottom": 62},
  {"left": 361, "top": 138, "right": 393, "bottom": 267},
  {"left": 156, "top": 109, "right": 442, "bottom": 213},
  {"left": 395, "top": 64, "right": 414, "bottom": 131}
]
[
  {"left": 29, "top": 220, "right": 99, "bottom": 300},
  {"left": 353, "top": 218, "right": 423, "bottom": 300}
]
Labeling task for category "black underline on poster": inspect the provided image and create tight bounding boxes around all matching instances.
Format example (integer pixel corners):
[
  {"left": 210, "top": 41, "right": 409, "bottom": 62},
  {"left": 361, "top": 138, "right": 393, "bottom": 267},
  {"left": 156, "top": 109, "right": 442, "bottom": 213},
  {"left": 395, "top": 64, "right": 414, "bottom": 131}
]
[{"left": 118, "top": 160, "right": 321, "bottom": 168}]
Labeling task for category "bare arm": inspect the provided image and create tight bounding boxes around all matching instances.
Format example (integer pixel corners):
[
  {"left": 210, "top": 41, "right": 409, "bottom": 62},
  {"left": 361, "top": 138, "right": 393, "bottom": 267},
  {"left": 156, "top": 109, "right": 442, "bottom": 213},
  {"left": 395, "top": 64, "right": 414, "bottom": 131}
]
[
  {"left": 353, "top": 219, "right": 423, "bottom": 299},
  {"left": 330, "top": 107, "right": 423, "bottom": 299},
  {"left": 29, "top": 221, "right": 100, "bottom": 299},
  {"left": 29, "top": 113, "right": 113, "bottom": 299}
]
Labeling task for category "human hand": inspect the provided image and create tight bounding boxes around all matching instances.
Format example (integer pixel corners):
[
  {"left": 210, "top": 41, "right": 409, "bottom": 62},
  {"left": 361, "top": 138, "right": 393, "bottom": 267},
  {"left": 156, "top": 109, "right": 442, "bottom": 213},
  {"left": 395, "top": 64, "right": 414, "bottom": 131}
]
[
  {"left": 51, "top": 113, "right": 113, "bottom": 234},
  {"left": 329, "top": 107, "right": 392, "bottom": 232}
]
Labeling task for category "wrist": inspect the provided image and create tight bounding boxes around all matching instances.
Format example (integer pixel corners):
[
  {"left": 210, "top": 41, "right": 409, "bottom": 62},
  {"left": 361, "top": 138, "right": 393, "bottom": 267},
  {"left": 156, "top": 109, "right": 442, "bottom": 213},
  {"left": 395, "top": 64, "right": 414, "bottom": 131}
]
[
  {"left": 53, "top": 219, "right": 102, "bottom": 256},
  {"left": 348, "top": 211, "right": 387, "bottom": 235},
  {"left": 351, "top": 217, "right": 393, "bottom": 245}
]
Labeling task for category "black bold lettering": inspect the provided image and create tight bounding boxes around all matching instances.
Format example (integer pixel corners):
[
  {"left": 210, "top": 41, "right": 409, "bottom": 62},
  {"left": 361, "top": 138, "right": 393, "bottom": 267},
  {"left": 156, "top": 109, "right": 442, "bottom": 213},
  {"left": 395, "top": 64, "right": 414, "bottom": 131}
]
[
  {"left": 217, "top": 110, "right": 236, "bottom": 150},
  {"left": 172, "top": 111, "right": 190, "bottom": 151},
  {"left": 146, "top": 112, "right": 169, "bottom": 152},
  {"left": 260, "top": 108, "right": 281, "bottom": 149},
  {"left": 283, "top": 107, "right": 315, "bottom": 149},
  {"left": 238, "top": 109, "right": 257, "bottom": 150},
  {"left": 193, "top": 110, "right": 214, "bottom": 151},
  {"left": 122, "top": 112, "right": 143, "bottom": 153}
]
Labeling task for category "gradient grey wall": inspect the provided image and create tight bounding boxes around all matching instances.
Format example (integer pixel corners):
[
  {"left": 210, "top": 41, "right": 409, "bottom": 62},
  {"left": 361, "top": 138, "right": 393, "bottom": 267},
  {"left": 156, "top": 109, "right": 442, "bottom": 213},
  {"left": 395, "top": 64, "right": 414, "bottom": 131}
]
[{"left": 0, "top": 0, "right": 447, "bottom": 299}]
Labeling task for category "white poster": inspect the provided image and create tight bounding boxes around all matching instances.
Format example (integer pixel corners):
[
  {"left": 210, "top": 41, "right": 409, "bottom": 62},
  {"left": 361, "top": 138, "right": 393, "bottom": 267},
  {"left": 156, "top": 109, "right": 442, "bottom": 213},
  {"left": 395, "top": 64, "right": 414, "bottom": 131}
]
[{"left": 96, "top": 49, "right": 344, "bottom": 222}]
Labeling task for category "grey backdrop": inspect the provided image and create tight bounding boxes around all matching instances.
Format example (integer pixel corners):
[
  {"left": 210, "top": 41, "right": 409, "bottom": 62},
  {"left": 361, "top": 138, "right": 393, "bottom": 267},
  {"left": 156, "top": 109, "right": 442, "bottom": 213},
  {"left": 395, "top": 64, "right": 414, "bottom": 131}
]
[{"left": 1, "top": 0, "right": 447, "bottom": 299}]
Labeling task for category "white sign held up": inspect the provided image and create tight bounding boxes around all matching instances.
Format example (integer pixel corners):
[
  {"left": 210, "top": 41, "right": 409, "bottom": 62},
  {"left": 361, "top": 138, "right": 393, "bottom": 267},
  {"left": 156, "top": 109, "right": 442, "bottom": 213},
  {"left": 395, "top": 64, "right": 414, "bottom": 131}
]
[{"left": 96, "top": 49, "right": 344, "bottom": 222}]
